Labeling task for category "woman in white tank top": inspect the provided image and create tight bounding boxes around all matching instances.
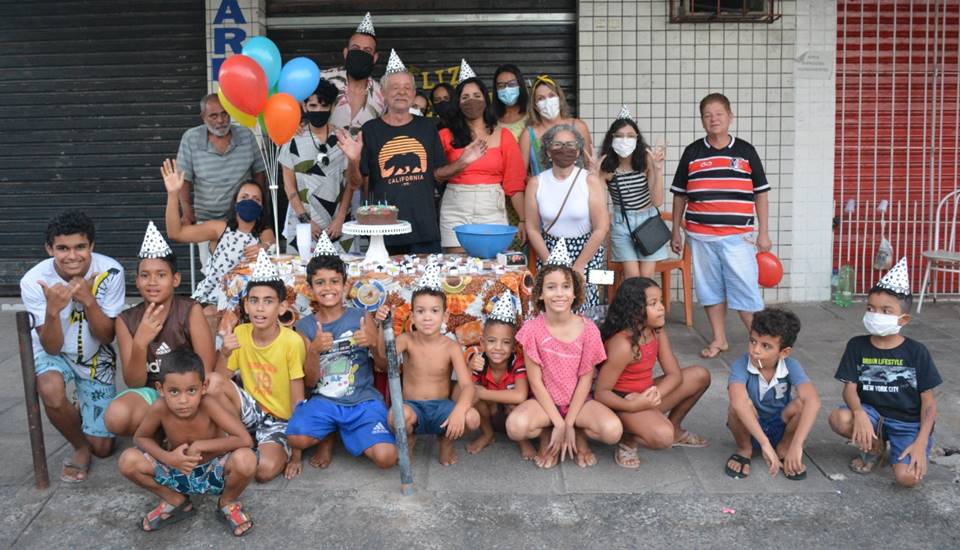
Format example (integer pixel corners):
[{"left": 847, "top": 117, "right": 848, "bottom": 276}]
[{"left": 525, "top": 124, "right": 610, "bottom": 308}]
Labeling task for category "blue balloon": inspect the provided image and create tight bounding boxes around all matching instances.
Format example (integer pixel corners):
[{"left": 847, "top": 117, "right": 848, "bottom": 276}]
[
  {"left": 242, "top": 36, "right": 282, "bottom": 88},
  {"left": 278, "top": 57, "right": 321, "bottom": 102}
]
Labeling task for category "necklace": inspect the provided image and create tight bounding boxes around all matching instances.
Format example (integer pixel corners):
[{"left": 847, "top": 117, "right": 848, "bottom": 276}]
[{"left": 308, "top": 125, "right": 330, "bottom": 165}]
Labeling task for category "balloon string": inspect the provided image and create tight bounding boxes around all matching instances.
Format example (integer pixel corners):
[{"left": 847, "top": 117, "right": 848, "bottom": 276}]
[{"left": 253, "top": 124, "right": 282, "bottom": 259}]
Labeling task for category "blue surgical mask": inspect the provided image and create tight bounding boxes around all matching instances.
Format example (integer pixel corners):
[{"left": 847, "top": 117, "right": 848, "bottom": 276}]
[
  {"left": 497, "top": 86, "right": 520, "bottom": 106},
  {"left": 235, "top": 199, "right": 262, "bottom": 222}
]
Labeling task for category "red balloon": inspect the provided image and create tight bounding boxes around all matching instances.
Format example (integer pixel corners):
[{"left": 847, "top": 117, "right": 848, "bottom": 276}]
[
  {"left": 262, "top": 93, "right": 301, "bottom": 145},
  {"left": 218, "top": 55, "right": 268, "bottom": 116},
  {"left": 757, "top": 252, "right": 784, "bottom": 288}
]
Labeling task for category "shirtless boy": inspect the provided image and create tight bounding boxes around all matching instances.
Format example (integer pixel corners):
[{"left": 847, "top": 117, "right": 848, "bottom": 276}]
[
  {"left": 118, "top": 349, "right": 257, "bottom": 536},
  {"left": 392, "top": 266, "right": 480, "bottom": 465}
]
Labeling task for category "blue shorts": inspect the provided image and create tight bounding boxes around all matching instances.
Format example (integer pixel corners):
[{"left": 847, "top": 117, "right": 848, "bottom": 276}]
[
  {"left": 35, "top": 352, "right": 115, "bottom": 438},
  {"left": 149, "top": 451, "right": 228, "bottom": 496},
  {"left": 287, "top": 397, "right": 396, "bottom": 456},
  {"left": 752, "top": 415, "right": 786, "bottom": 450},
  {"left": 405, "top": 399, "right": 455, "bottom": 436},
  {"left": 689, "top": 234, "right": 763, "bottom": 311},
  {"left": 850, "top": 404, "right": 933, "bottom": 465},
  {"left": 610, "top": 207, "right": 670, "bottom": 263}
]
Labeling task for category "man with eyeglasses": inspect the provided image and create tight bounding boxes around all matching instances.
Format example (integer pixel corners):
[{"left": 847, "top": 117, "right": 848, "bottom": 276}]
[{"left": 175, "top": 93, "right": 266, "bottom": 264}]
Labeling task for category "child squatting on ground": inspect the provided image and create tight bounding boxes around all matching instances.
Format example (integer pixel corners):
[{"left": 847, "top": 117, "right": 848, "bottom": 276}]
[
  {"left": 392, "top": 264, "right": 481, "bottom": 465},
  {"left": 459, "top": 290, "right": 535, "bottom": 458},
  {"left": 828, "top": 258, "right": 942, "bottom": 488},
  {"left": 105, "top": 222, "right": 217, "bottom": 438},
  {"left": 118, "top": 349, "right": 257, "bottom": 536},
  {"left": 216, "top": 250, "right": 307, "bottom": 483},
  {"left": 505, "top": 239, "right": 623, "bottom": 469},
  {"left": 595, "top": 277, "right": 712, "bottom": 469},
  {"left": 285, "top": 234, "right": 398, "bottom": 470},
  {"left": 724, "top": 307, "right": 820, "bottom": 480}
]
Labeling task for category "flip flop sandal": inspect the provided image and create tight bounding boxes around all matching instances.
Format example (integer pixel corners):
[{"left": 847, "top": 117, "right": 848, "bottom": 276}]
[
  {"left": 614, "top": 443, "right": 641, "bottom": 469},
  {"left": 700, "top": 343, "right": 729, "bottom": 359},
  {"left": 217, "top": 501, "right": 253, "bottom": 537},
  {"left": 783, "top": 467, "right": 808, "bottom": 481},
  {"left": 673, "top": 430, "right": 709, "bottom": 448},
  {"left": 724, "top": 453, "right": 751, "bottom": 479},
  {"left": 849, "top": 451, "right": 885, "bottom": 474},
  {"left": 141, "top": 498, "right": 194, "bottom": 532},
  {"left": 60, "top": 459, "right": 90, "bottom": 483}
]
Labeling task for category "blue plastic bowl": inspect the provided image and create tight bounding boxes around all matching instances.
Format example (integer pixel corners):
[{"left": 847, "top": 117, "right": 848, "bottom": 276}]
[{"left": 453, "top": 224, "right": 518, "bottom": 259}]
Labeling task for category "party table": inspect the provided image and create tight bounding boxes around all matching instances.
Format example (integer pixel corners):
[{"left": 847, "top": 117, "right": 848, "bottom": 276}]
[{"left": 219, "top": 253, "right": 535, "bottom": 350}]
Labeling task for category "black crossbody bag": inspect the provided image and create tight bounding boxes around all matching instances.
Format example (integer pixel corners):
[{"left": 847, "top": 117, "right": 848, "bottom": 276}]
[{"left": 612, "top": 173, "right": 671, "bottom": 256}]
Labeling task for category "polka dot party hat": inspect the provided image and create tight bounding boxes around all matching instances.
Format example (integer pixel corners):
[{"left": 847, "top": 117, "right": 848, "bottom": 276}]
[
  {"left": 356, "top": 12, "right": 376, "bottom": 36},
  {"left": 250, "top": 248, "right": 281, "bottom": 282},
  {"left": 312, "top": 231, "right": 338, "bottom": 257},
  {"left": 457, "top": 58, "right": 477, "bottom": 84},
  {"left": 546, "top": 238, "right": 573, "bottom": 267},
  {"left": 138, "top": 221, "right": 173, "bottom": 259},
  {"left": 416, "top": 263, "right": 444, "bottom": 291},
  {"left": 487, "top": 290, "right": 517, "bottom": 325},
  {"left": 877, "top": 256, "right": 911, "bottom": 295},
  {"left": 384, "top": 49, "right": 406, "bottom": 75}
]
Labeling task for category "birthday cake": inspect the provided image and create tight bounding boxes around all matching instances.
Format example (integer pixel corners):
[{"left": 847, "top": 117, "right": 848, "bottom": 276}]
[{"left": 355, "top": 203, "right": 399, "bottom": 225}]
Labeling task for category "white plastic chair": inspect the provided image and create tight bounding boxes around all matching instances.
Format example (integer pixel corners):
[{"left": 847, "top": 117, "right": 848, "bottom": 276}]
[{"left": 918, "top": 188, "right": 960, "bottom": 312}]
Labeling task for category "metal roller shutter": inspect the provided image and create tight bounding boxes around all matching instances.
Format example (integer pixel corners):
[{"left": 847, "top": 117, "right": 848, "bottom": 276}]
[
  {"left": 0, "top": 0, "right": 206, "bottom": 294},
  {"left": 834, "top": 0, "right": 959, "bottom": 295}
]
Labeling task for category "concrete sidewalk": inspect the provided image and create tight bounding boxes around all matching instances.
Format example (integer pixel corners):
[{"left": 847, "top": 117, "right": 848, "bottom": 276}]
[{"left": 0, "top": 300, "right": 958, "bottom": 548}]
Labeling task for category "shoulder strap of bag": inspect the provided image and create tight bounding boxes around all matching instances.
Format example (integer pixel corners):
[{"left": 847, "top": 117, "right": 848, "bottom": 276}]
[
  {"left": 543, "top": 167, "right": 583, "bottom": 235},
  {"left": 614, "top": 172, "right": 662, "bottom": 238},
  {"left": 612, "top": 173, "right": 635, "bottom": 234}
]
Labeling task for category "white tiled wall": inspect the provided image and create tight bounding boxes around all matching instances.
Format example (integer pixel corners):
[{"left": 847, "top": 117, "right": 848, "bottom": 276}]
[
  {"left": 205, "top": 0, "right": 266, "bottom": 91},
  {"left": 578, "top": 0, "right": 836, "bottom": 303}
]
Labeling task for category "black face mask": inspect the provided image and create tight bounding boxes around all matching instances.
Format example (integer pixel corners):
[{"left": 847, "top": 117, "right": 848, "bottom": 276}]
[
  {"left": 305, "top": 110, "right": 331, "bottom": 128},
  {"left": 433, "top": 100, "right": 456, "bottom": 119},
  {"left": 345, "top": 49, "right": 375, "bottom": 80}
]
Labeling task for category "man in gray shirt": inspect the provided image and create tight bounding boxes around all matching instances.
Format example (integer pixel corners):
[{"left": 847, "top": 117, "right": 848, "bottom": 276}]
[{"left": 176, "top": 94, "right": 266, "bottom": 225}]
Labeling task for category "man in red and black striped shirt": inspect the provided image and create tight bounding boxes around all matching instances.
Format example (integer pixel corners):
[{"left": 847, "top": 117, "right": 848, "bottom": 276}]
[{"left": 670, "top": 93, "right": 771, "bottom": 359}]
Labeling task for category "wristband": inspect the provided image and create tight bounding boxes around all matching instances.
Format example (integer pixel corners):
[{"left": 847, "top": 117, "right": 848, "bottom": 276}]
[{"left": 298, "top": 212, "right": 311, "bottom": 223}]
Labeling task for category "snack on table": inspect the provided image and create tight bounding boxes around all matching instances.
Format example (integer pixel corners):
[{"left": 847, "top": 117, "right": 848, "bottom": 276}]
[{"left": 356, "top": 203, "right": 399, "bottom": 225}]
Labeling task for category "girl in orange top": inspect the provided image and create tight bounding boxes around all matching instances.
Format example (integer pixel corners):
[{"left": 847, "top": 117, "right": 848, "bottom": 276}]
[
  {"left": 596, "top": 277, "right": 713, "bottom": 469},
  {"left": 437, "top": 72, "right": 527, "bottom": 252}
]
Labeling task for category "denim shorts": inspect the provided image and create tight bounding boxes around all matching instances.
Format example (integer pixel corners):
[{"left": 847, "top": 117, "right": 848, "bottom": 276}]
[
  {"left": 689, "top": 234, "right": 763, "bottom": 311},
  {"left": 35, "top": 352, "right": 115, "bottom": 438},
  {"left": 846, "top": 404, "right": 934, "bottom": 465},
  {"left": 609, "top": 206, "right": 670, "bottom": 263}
]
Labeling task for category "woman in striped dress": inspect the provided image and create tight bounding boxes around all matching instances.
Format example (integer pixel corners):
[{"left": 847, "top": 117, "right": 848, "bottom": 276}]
[{"left": 599, "top": 110, "right": 667, "bottom": 279}]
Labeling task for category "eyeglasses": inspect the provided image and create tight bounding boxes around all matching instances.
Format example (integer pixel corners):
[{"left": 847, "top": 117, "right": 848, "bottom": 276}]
[
  {"left": 549, "top": 141, "right": 578, "bottom": 151},
  {"left": 495, "top": 80, "right": 520, "bottom": 90}
]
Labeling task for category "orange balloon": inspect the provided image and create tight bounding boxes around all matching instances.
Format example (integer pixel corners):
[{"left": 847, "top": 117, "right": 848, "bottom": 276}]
[{"left": 262, "top": 93, "right": 301, "bottom": 145}]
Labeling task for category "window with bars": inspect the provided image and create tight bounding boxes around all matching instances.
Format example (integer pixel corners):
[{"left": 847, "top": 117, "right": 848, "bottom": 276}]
[{"left": 669, "top": 0, "right": 782, "bottom": 23}]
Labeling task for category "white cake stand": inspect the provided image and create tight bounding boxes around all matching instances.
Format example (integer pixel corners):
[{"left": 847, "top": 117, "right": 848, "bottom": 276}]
[{"left": 342, "top": 220, "right": 412, "bottom": 264}]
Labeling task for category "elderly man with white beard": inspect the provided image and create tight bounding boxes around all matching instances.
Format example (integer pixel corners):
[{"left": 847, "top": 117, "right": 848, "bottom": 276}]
[{"left": 175, "top": 94, "right": 267, "bottom": 264}]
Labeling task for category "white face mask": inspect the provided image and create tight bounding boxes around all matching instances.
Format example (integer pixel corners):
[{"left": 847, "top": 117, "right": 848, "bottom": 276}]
[
  {"left": 863, "top": 311, "right": 903, "bottom": 336},
  {"left": 612, "top": 137, "right": 637, "bottom": 158},
  {"left": 409, "top": 107, "right": 423, "bottom": 116},
  {"left": 536, "top": 96, "right": 561, "bottom": 120}
]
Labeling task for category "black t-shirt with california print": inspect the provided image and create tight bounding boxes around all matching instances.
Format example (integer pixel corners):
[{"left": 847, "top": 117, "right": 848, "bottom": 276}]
[
  {"left": 834, "top": 335, "right": 942, "bottom": 423},
  {"left": 360, "top": 116, "right": 446, "bottom": 246}
]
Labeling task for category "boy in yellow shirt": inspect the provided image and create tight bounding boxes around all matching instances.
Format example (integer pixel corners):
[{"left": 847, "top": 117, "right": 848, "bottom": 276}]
[{"left": 217, "top": 250, "right": 306, "bottom": 483}]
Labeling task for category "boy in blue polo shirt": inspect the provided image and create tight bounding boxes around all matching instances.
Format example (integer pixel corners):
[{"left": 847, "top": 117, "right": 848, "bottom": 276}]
[{"left": 725, "top": 308, "right": 821, "bottom": 480}]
